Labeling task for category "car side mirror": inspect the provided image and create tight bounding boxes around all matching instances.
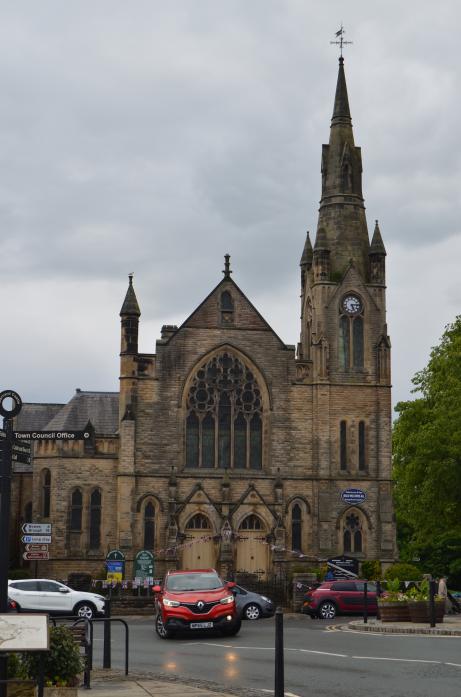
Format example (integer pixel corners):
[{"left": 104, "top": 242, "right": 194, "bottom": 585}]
[
  {"left": 152, "top": 585, "right": 162, "bottom": 593},
  {"left": 227, "top": 581, "right": 236, "bottom": 589}
]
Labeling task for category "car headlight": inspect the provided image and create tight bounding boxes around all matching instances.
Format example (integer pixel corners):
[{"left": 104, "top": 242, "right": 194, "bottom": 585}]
[
  {"left": 261, "top": 596, "right": 271, "bottom": 603},
  {"left": 163, "top": 598, "right": 180, "bottom": 607},
  {"left": 220, "top": 595, "right": 235, "bottom": 605}
]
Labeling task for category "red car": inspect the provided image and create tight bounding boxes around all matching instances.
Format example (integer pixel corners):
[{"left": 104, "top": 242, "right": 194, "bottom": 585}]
[
  {"left": 302, "top": 579, "right": 378, "bottom": 619},
  {"left": 153, "top": 569, "right": 241, "bottom": 639}
]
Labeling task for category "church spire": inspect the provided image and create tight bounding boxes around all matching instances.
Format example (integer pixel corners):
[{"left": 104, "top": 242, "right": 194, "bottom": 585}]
[
  {"left": 332, "top": 57, "right": 351, "bottom": 123},
  {"left": 316, "top": 57, "right": 369, "bottom": 281},
  {"left": 120, "top": 274, "right": 140, "bottom": 355}
]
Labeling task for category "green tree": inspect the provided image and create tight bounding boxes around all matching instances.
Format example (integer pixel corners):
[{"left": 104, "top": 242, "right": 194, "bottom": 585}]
[{"left": 393, "top": 317, "right": 461, "bottom": 585}]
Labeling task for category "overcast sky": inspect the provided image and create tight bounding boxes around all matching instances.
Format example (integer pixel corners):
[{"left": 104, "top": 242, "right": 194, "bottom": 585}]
[{"left": 1, "top": 1, "right": 460, "bottom": 414}]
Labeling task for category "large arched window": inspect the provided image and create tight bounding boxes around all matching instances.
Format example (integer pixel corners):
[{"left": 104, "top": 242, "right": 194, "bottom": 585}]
[
  {"left": 185, "top": 351, "right": 264, "bottom": 469},
  {"left": 89, "top": 489, "right": 102, "bottom": 549},
  {"left": 239, "top": 514, "right": 263, "bottom": 531},
  {"left": 41, "top": 469, "right": 51, "bottom": 518},
  {"left": 339, "top": 294, "right": 364, "bottom": 370},
  {"left": 144, "top": 502, "right": 155, "bottom": 550},
  {"left": 343, "top": 511, "right": 363, "bottom": 554},
  {"left": 358, "top": 421, "right": 366, "bottom": 470},
  {"left": 70, "top": 489, "right": 83, "bottom": 531},
  {"left": 291, "top": 504, "right": 302, "bottom": 552},
  {"left": 186, "top": 514, "right": 211, "bottom": 530}
]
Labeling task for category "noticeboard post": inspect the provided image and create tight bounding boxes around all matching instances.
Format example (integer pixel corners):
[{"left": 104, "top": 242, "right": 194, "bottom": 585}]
[{"left": 106, "top": 549, "right": 125, "bottom": 582}]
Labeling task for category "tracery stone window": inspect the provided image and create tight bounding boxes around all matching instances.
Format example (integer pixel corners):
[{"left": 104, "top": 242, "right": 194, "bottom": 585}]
[
  {"left": 343, "top": 512, "right": 362, "bottom": 553},
  {"left": 185, "top": 352, "right": 263, "bottom": 469},
  {"left": 239, "top": 514, "right": 263, "bottom": 531},
  {"left": 70, "top": 488, "right": 83, "bottom": 531},
  {"left": 144, "top": 501, "right": 155, "bottom": 550},
  {"left": 89, "top": 488, "right": 102, "bottom": 549},
  {"left": 186, "top": 513, "right": 211, "bottom": 530}
]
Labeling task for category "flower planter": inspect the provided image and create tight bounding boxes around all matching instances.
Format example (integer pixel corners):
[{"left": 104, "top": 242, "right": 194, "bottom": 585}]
[
  {"left": 378, "top": 601, "right": 410, "bottom": 622},
  {"left": 43, "top": 688, "right": 78, "bottom": 697},
  {"left": 408, "top": 600, "right": 444, "bottom": 623},
  {"left": 7, "top": 684, "right": 35, "bottom": 697}
]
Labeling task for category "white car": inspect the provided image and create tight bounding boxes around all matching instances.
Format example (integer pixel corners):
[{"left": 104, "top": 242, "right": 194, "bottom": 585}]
[{"left": 8, "top": 578, "right": 105, "bottom": 619}]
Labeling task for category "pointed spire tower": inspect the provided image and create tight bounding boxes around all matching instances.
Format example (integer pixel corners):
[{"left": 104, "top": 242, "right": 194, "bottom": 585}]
[
  {"left": 120, "top": 274, "right": 141, "bottom": 355},
  {"left": 316, "top": 56, "right": 370, "bottom": 280}
]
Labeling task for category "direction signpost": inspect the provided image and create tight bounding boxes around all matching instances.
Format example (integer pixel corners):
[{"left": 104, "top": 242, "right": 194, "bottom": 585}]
[
  {"left": 23, "top": 551, "right": 50, "bottom": 561},
  {"left": 21, "top": 535, "right": 52, "bottom": 544},
  {"left": 22, "top": 523, "right": 51, "bottom": 534}
]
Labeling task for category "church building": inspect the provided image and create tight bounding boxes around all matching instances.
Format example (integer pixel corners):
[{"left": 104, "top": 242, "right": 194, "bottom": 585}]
[{"left": 10, "top": 57, "right": 396, "bottom": 579}]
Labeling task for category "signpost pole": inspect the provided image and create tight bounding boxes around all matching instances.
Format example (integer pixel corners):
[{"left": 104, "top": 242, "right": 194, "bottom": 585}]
[{"left": 0, "top": 390, "right": 21, "bottom": 697}]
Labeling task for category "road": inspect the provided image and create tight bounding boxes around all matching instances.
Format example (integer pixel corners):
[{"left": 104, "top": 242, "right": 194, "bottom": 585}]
[{"left": 92, "top": 615, "right": 461, "bottom": 697}]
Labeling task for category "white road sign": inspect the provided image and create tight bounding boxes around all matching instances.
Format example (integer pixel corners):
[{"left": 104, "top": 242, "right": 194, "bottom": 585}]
[
  {"left": 22, "top": 523, "right": 51, "bottom": 534},
  {"left": 21, "top": 535, "right": 51, "bottom": 544}
]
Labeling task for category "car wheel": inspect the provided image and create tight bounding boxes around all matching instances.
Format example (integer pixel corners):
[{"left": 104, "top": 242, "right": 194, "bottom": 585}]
[
  {"left": 243, "top": 603, "right": 261, "bottom": 620},
  {"left": 74, "top": 602, "right": 96, "bottom": 619},
  {"left": 318, "top": 601, "right": 337, "bottom": 620},
  {"left": 155, "top": 613, "right": 173, "bottom": 639}
]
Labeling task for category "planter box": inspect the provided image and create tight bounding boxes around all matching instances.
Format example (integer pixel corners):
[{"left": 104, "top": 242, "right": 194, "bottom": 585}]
[
  {"left": 44, "top": 688, "right": 78, "bottom": 697},
  {"left": 378, "top": 601, "right": 410, "bottom": 622},
  {"left": 7, "top": 684, "right": 36, "bottom": 697},
  {"left": 408, "top": 600, "right": 444, "bottom": 623}
]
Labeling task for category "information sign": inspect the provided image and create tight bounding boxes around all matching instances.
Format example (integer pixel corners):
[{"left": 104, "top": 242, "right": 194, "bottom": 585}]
[
  {"left": 13, "top": 430, "right": 90, "bottom": 441},
  {"left": 134, "top": 550, "right": 154, "bottom": 579},
  {"left": 340, "top": 488, "right": 367, "bottom": 505},
  {"left": 25, "top": 544, "right": 49, "bottom": 552},
  {"left": 327, "top": 555, "right": 359, "bottom": 579},
  {"left": 106, "top": 549, "right": 125, "bottom": 582}
]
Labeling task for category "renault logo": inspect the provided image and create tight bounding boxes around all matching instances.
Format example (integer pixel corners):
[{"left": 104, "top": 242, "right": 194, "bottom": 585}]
[{"left": 197, "top": 601, "right": 205, "bottom": 610}]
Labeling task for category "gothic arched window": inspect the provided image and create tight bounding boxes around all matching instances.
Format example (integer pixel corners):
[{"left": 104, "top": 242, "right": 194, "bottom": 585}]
[
  {"left": 339, "top": 295, "right": 364, "bottom": 370},
  {"left": 343, "top": 511, "right": 363, "bottom": 554},
  {"left": 340, "top": 421, "right": 347, "bottom": 470},
  {"left": 41, "top": 469, "right": 51, "bottom": 518},
  {"left": 239, "top": 514, "right": 263, "bottom": 531},
  {"left": 291, "top": 504, "right": 302, "bottom": 552},
  {"left": 144, "top": 501, "right": 155, "bottom": 550},
  {"left": 89, "top": 489, "right": 102, "bottom": 549},
  {"left": 70, "top": 489, "right": 83, "bottom": 531},
  {"left": 186, "top": 514, "right": 211, "bottom": 530},
  {"left": 185, "top": 352, "right": 264, "bottom": 469}
]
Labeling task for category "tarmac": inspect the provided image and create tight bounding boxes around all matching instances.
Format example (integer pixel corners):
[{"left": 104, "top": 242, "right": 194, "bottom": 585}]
[{"left": 77, "top": 614, "right": 461, "bottom": 697}]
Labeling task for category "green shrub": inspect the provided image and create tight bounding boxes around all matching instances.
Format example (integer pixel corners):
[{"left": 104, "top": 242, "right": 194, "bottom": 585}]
[
  {"left": 25, "top": 625, "right": 83, "bottom": 687},
  {"left": 361, "top": 560, "right": 381, "bottom": 580},
  {"left": 7, "top": 653, "right": 28, "bottom": 679},
  {"left": 384, "top": 563, "right": 422, "bottom": 582}
]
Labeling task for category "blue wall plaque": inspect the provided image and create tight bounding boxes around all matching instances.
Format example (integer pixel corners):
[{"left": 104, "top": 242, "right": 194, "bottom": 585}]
[{"left": 341, "top": 488, "right": 366, "bottom": 505}]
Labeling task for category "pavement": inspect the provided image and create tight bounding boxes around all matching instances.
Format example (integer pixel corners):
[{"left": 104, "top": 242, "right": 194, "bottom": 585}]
[{"left": 77, "top": 614, "right": 461, "bottom": 697}]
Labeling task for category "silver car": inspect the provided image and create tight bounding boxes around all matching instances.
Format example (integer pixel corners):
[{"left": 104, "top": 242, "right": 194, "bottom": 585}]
[{"left": 232, "top": 584, "right": 275, "bottom": 620}]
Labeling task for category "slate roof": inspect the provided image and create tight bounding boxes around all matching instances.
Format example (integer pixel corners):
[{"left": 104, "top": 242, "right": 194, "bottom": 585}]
[
  {"left": 44, "top": 390, "right": 119, "bottom": 434},
  {"left": 14, "top": 403, "right": 64, "bottom": 431}
]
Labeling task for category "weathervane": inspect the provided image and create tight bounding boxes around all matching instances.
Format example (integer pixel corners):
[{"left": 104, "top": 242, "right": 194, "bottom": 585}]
[{"left": 330, "top": 24, "right": 353, "bottom": 57}]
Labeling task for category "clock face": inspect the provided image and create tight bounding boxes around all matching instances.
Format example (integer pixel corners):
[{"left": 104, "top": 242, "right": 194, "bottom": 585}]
[{"left": 342, "top": 294, "right": 362, "bottom": 315}]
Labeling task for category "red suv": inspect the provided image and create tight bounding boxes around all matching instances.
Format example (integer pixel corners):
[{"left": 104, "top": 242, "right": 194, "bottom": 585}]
[
  {"left": 153, "top": 569, "right": 241, "bottom": 639},
  {"left": 302, "top": 580, "right": 378, "bottom": 619}
]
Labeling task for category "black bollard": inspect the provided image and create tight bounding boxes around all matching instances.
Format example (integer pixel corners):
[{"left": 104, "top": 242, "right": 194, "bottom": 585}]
[
  {"left": 429, "top": 579, "right": 436, "bottom": 628},
  {"left": 274, "top": 607, "right": 284, "bottom": 697},
  {"left": 363, "top": 581, "right": 368, "bottom": 624},
  {"left": 103, "top": 590, "right": 112, "bottom": 669}
]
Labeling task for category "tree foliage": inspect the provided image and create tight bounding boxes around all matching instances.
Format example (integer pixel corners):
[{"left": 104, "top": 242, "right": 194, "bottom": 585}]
[{"left": 393, "top": 317, "right": 461, "bottom": 583}]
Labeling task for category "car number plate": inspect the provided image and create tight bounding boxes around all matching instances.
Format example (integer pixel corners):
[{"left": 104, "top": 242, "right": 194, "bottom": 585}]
[{"left": 190, "top": 621, "right": 213, "bottom": 629}]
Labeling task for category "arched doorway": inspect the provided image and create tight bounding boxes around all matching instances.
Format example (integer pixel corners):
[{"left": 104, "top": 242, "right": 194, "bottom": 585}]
[
  {"left": 182, "top": 513, "right": 216, "bottom": 569},
  {"left": 236, "top": 514, "right": 268, "bottom": 575}
]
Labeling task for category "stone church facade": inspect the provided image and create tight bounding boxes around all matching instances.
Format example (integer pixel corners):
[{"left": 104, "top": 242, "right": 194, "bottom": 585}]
[{"left": 10, "top": 57, "right": 396, "bottom": 579}]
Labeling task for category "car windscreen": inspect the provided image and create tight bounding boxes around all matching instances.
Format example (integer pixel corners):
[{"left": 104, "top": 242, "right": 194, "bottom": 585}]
[{"left": 166, "top": 572, "right": 224, "bottom": 591}]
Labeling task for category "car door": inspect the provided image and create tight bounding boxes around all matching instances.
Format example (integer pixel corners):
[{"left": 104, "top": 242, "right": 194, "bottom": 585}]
[
  {"left": 355, "top": 581, "right": 378, "bottom": 611},
  {"left": 331, "top": 581, "right": 358, "bottom": 611},
  {"left": 38, "top": 581, "right": 73, "bottom": 613},
  {"left": 8, "top": 580, "right": 42, "bottom": 610}
]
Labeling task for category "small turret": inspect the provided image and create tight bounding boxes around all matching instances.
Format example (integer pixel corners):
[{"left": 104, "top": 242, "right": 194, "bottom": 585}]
[
  {"left": 369, "top": 220, "right": 386, "bottom": 284},
  {"left": 313, "top": 227, "right": 331, "bottom": 282},
  {"left": 120, "top": 274, "right": 141, "bottom": 355},
  {"left": 300, "top": 231, "right": 313, "bottom": 291}
]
